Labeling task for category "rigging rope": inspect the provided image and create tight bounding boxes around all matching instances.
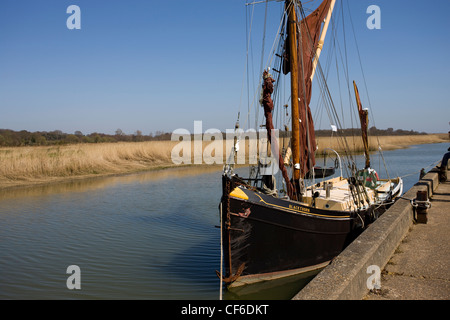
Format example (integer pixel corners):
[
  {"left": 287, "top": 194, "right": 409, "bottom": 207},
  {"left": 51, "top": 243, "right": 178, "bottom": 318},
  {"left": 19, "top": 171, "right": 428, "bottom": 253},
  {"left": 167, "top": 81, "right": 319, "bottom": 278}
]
[
  {"left": 239, "top": 0, "right": 402, "bottom": 205},
  {"left": 259, "top": 0, "right": 269, "bottom": 78},
  {"left": 400, "top": 160, "right": 440, "bottom": 179}
]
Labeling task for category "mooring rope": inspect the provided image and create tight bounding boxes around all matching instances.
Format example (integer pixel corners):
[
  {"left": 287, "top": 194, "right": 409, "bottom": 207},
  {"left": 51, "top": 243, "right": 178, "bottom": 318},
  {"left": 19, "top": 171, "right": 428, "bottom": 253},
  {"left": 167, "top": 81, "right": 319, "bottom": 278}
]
[{"left": 400, "top": 160, "right": 440, "bottom": 179}]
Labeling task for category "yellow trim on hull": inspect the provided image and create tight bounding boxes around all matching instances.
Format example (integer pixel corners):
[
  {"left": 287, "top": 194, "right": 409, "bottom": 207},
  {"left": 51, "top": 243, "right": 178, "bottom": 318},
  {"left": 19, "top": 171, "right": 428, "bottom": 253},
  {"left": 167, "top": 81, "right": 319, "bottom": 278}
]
[{"left": 229, "top": 187, "right": 249, "bottom": 200}]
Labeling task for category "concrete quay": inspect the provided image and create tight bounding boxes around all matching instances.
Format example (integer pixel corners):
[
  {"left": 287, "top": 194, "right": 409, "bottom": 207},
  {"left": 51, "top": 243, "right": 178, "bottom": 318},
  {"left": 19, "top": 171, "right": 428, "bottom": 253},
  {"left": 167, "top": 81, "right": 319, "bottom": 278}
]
[
  {"left": 364, "top": 177, "right": 449, "bottom": 300},
  {"left": 293, "top": 165, "right": 449, "bottom": 300}
]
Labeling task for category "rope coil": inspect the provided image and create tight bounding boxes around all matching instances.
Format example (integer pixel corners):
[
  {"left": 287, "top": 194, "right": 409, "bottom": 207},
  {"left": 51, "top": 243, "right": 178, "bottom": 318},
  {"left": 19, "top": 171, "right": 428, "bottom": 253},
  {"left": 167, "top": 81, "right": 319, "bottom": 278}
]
[{"left": 411, "top": 199, "right": 432, "bottom": 209}]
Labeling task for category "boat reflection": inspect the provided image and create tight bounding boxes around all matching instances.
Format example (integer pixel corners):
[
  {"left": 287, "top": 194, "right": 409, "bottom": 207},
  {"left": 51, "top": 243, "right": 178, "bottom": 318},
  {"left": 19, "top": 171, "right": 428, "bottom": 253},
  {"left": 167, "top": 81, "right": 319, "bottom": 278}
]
[{"left": 223, "top": 268, "right": 323, "bottom": 300}]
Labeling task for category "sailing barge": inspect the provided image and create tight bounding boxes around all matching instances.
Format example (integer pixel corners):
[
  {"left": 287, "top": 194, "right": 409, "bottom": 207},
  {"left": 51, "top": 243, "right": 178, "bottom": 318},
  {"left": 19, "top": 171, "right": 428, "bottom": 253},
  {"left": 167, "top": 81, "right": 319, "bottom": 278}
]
[{"left": 219, "top": 0, "right": 403, "bottom": 288}]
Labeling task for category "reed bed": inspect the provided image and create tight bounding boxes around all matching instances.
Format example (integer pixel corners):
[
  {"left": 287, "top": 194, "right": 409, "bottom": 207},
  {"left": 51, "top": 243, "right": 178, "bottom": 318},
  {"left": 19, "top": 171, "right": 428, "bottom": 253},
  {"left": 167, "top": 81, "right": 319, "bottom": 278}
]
[
  {"left": 316, "top": 134, "right": 448, "bottom": 154},
  {"left": 0, "top": 134, "right": 447, "bottom": 188},
  {"left": 0, "top": 141, "right": 177, "bottom": 183}
]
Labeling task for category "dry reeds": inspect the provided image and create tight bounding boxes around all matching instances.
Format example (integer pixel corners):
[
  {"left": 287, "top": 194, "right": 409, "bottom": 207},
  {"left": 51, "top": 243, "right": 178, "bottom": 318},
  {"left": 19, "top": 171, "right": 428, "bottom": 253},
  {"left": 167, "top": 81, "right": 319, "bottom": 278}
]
[
  {"left": 0, "top": 134, "right": 447, "bottom": 187},
  {"left": 0, "top": 141, "right": 176, "bottom": 183},
  {"left": 316, "top": 134, "right": 448, "bottom": 154}
]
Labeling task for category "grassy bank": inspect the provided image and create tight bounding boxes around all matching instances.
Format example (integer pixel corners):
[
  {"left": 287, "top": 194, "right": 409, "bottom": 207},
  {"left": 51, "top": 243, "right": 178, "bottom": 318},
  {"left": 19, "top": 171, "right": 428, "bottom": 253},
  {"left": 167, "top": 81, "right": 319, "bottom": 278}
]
[
  {"left": 316, "top": 134, "right": 449, "bottom": 153},
  {"left": 0, "top": 141, "right": 177, "bottom": 189},
  {"left": 0, "top": 134, "right": 447, "bottom": 189}
]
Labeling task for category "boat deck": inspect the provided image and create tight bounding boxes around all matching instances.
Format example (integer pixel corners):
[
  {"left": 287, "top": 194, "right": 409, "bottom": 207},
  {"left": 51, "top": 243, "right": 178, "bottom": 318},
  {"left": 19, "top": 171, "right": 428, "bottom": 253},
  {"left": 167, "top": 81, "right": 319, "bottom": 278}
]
[{"left": 303, "top": 177, "right": 394, "bottom": 211}]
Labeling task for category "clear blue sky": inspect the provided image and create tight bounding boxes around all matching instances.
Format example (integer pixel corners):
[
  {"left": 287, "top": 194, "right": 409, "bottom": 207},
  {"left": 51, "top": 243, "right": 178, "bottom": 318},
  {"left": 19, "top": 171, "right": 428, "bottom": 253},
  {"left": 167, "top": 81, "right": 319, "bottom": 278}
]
[{"left": 0, "top": 0, "right": 449, "bottom": 135}]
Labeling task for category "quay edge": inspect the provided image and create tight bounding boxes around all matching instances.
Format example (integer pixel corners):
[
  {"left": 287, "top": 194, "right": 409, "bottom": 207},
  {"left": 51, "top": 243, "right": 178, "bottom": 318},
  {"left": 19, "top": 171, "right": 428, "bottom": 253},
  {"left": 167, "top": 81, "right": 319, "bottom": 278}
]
[{"left": 292, "top": 161, "right": 447, "bottom": 300}]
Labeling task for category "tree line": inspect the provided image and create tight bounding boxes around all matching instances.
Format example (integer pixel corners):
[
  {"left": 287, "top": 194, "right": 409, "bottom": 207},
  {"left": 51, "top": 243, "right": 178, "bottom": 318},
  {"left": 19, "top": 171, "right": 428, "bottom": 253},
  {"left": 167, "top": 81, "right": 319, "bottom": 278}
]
[
  {"left": 315, "top": 126, "right": 428, "bottom": 137},
  {"left": 0, "top": 126, "right": 427, "bottom": 147},
  {"left": 0, "top": 129, "right": 171, "bottom": 147}
]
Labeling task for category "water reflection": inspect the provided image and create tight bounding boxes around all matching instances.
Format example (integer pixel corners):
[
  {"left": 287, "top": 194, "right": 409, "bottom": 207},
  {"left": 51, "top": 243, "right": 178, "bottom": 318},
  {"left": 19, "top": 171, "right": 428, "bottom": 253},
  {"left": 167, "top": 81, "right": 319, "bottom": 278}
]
[
  {"left": 0, "top": 165, "right": 225, "bottom": 299},
  {"left": 0, "top": 165, "right": 223, "bottom": 201}
]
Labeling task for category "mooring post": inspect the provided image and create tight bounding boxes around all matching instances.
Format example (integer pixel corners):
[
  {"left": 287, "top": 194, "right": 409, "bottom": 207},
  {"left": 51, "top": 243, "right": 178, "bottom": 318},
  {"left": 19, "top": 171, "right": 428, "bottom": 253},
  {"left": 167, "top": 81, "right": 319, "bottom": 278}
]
[{"left": 415, "top": 190, "right": 429, "bottom": 224}]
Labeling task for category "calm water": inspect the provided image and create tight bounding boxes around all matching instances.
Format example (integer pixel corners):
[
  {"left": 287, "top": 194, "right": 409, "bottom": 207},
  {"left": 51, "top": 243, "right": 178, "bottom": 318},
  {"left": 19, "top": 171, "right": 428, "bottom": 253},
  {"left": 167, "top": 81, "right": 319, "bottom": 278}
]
[{"left": 0, "top": 143, "right": 447, "bottom": 299}]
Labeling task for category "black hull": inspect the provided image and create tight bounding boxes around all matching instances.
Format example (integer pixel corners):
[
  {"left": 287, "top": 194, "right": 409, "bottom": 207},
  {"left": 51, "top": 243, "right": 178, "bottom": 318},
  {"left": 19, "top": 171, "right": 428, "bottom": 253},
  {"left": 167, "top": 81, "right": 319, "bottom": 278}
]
[{"left": 220, "top": 175, "right": 382, "bottom": 287}]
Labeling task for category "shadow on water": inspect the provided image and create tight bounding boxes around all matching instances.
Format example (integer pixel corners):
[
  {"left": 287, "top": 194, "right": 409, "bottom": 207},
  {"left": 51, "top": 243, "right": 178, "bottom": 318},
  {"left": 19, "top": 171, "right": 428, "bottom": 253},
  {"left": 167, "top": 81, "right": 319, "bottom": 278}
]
[
  {"left": 160, "top": 201, "right": 322, "bottom": 300},
  {"left": 158, "top": 231, "right": 221, "bottom": 299},
  {"left": 161, "top": 229, "right": 320, "bottom": 300},
  {"left": 223, "top": 269, "right": 321, "bottom": 300}
]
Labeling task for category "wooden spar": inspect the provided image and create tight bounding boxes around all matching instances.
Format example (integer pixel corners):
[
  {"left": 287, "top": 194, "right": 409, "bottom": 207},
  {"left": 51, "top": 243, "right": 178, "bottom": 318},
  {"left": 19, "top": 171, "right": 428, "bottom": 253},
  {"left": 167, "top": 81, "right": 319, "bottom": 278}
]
[
  {"left": 288, "top": 1, "right": 301, "bottom": 199},
  {"left": 310, "top": 0, "right": 336, "bottom": 82},
  {"left": 353, "top": 81, "right": 371, "bottom": 169}
]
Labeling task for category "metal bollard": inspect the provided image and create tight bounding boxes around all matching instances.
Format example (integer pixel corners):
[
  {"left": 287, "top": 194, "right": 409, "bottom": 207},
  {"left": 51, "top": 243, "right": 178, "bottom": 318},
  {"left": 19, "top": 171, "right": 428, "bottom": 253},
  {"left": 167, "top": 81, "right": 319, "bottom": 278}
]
[{"left": 413, "top": 190, "right": 430, "bottom": 224}]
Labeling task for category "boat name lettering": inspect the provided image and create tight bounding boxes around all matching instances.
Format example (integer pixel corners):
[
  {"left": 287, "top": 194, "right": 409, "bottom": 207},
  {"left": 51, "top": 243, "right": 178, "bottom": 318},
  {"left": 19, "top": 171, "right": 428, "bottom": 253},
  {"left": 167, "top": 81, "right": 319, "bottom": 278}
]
[{"left": 289, "top": 205, "right": 310, "bottom": 213}]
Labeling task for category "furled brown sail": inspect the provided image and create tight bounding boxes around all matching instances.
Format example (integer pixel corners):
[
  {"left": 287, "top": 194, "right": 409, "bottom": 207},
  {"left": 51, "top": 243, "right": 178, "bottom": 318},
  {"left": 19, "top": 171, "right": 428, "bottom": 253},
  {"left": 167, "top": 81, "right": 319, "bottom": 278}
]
[
  {"left": 353, "top": 81, "right": 370, "bottom": 168},
  {"left": 261, "top": 70, "right": 296, "bottom": 198}
]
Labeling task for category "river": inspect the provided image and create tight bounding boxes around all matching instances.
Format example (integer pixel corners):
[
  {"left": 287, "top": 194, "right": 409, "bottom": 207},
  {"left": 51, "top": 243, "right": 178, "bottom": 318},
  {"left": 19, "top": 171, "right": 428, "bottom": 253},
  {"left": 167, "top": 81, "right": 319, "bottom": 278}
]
[{"left": 0, "top": 143, "right": 447, "bottom": 299}]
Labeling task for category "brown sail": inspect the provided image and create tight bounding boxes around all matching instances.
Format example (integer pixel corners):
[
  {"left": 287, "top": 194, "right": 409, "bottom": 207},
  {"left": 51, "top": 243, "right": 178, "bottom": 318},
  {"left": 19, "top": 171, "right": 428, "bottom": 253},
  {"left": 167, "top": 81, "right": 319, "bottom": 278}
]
[{"left": 284, "top": 0, "right": 332, "bottom": 178}]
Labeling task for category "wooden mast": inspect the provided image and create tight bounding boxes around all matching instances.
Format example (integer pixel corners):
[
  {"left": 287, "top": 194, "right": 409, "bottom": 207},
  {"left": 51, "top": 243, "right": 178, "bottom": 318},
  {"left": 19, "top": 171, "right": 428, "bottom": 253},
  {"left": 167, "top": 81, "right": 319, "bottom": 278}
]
[{"left": 288, "top": 1, "right": 301, "bottom": 200}]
